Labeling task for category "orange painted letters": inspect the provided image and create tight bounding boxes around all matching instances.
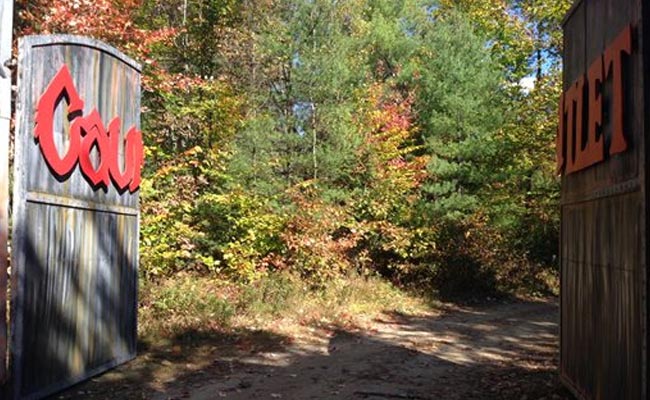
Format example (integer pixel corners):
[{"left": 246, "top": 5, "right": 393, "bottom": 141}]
[
  {"left": 557, "top": 24, "right": 633, "bottom": 175},
  {"left": 604, "top": 25, "right": 632, "bottom": 156},
  {"left": 556, "top": 93, "right": 565, "bottom": 174},
  {"left": 573, "top": 56, "right": 604, "bottom": 171},
  {"left": 565, "top": 76, "right": 586, "bottom": 174}
]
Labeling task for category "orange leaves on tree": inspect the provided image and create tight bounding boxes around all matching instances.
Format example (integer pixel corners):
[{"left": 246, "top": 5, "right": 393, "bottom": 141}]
[
  {"left": 281, "top": 185, "right": 363, "bottom": 281},
  {"left": 18, "top": 0, "right": 174, "bottom": 58},
  {"left": 16, "top": 0, "right": 200, "bottom": 92},
  {"left": 361, "top": 83, "right": 428, "bottom": 191}
]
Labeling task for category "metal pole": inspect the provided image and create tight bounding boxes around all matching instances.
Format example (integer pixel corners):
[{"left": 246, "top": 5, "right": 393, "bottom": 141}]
[{"left": 0, "top": 0, "right": 13, "bottom": 385}]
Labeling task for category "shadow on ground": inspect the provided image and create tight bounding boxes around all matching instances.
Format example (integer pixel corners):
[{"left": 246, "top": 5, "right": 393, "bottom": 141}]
[{"left": 51, "top": 299, "right": 573, "bottom": 400}]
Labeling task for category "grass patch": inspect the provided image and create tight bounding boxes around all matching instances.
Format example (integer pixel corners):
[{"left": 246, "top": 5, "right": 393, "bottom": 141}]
[
  {"left": 139, "top": 275, "right": 236, "bottom": 338},
  {"left": 139, "top": 272, "right": 433, "bottom": 341}
]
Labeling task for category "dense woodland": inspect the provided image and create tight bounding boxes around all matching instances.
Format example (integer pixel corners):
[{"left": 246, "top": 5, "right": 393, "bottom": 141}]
[{"left": 15, "top": 0, "right": 572, "bottom": 302}]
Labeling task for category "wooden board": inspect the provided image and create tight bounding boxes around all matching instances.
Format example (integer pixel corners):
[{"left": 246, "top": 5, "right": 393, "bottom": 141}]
[
  {"left": 10, "top": 35, "right": 141, "bottom": 400},
  {"left": 560, "top": 0, "right": 647, "bottom": 398}
]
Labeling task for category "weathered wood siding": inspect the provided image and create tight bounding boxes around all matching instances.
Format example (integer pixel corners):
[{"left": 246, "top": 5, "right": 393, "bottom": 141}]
[
  {"left": 560, "top": 0, "right": 646, "bottom": 398},
  {"left": 10, "top": 36, "right": 141, "bottom": 400}
]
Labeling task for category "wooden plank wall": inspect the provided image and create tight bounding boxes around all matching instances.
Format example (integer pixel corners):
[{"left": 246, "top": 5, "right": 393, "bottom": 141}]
[
  {"left": 560, "top": 0, "right": 646, "bottom": 398},
  {"left": 10, "top": 36, "right": 141, "bottom": 400}
]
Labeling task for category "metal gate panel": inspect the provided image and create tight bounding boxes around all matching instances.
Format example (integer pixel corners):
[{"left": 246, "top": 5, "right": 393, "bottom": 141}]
[{"left": 10, "top": 35, "right": 141, "bottom": 400}]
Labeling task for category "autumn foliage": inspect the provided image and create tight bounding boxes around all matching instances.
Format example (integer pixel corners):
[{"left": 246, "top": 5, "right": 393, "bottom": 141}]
[
  {"left": 17, "top": 0, "right": 172, "bottom": 60},
  {"left": 15, "top": 0, "right": 573, "bottom": 298}
]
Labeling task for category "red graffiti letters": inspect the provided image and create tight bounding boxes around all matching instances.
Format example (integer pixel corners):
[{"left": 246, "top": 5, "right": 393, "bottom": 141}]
[{"left": 34, "top": 65, "right": 143, "bottom": 192}]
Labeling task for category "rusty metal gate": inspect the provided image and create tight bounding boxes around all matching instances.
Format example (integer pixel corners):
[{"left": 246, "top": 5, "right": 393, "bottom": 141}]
[
  {"left": 5, "top": 35, "right": 142, "bottom": 400},
  {"left": 560, "top": 0, "right": 647, "bottom": 398}
]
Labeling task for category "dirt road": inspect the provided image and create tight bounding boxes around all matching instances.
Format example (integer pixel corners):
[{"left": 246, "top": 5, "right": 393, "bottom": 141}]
[{"left": 55, "top": 299, "right": 572, "bottom": 400}]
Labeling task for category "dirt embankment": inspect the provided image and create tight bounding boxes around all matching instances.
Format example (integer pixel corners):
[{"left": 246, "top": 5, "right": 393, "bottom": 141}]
[{"left": 55, "top": 299, "right": 572, "bottom": 400}]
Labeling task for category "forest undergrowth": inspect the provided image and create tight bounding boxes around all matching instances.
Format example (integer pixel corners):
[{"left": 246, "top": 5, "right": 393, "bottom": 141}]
[{"left": 15, "top": 0, "right": 571, "bottom": 340}]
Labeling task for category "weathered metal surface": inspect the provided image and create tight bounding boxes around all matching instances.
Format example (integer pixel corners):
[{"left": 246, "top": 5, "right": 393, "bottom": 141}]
[
  {"left": 10, "top": 36, "right": 141, "bottom": 400},
  {"left": 0, "top": 0, "right": 14, "bottom": 385},
  {"left": 560, "top": 0, "right": 646, "bottom": 398}
]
